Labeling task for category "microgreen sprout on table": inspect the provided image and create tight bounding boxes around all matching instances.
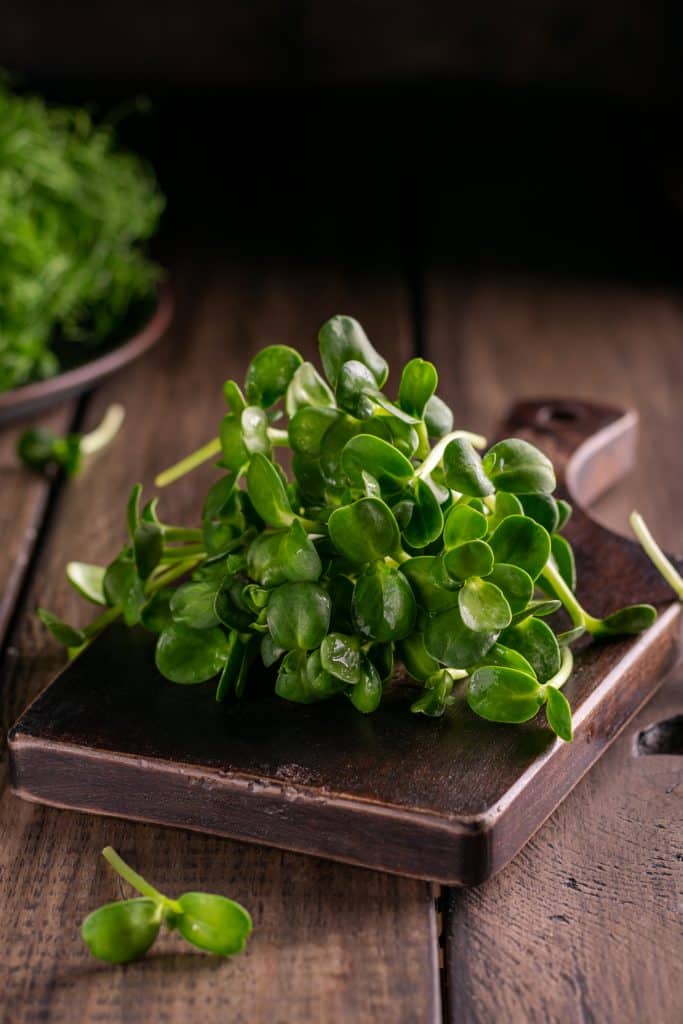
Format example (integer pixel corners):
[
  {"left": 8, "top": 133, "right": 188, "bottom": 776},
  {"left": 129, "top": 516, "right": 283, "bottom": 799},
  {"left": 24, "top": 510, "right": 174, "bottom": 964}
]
[
  {"left": 40, "top": 317, "right": 669, "bottom": 741},
  {"left": 81, "top": 847, "right": 251, "bottom": 963}
]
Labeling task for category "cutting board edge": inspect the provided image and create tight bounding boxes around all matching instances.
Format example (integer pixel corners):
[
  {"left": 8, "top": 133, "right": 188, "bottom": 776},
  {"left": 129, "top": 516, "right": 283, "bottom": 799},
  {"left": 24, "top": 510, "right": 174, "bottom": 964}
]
[{"left": 9, "top": 605, "right": 679, "bottom": 886}]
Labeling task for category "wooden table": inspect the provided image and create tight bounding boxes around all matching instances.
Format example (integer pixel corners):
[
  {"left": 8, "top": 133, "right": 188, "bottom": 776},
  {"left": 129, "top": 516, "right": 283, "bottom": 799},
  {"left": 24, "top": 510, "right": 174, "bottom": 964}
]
[{"left": 1, "top": 261, "right": 681, "bottom": 1023}]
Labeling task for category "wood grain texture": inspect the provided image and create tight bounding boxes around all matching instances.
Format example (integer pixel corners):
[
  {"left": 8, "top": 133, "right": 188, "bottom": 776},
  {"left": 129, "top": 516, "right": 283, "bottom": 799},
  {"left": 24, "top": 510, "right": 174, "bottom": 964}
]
[
  {"left": 425, "top": 273, "right": 683, "bottom": 1023},
  {"left": 8, "top": 400, "right": 681, "bottom": 885},
  {"left": 0, "top": 261, "right": 440, "bottom": 1023},
  {"left": 0, "top": 404, "right": 75, "bottom": 651}
]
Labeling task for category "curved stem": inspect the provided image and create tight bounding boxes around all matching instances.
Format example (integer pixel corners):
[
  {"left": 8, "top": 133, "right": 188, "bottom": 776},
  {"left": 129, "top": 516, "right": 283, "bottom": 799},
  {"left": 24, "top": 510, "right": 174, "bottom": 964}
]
[
  {"left": 102, "top": 847, "right": 167, "bottom": 902},
  {"left": 79, "top": 404, "right": 126, "bottom": 456},
  {"left": 155, "top": 437, "right": 221, "bottom": 488},
  {"left": 541, "top": 559, "right": 586, "bottom": 630},
  {"left": 267, "top": 428, "right": 290, "bottom": 446},
  {"left": 544, "top": 645, "right": 573, "bottom": 690},
  {"left": 414, "top": 430, "right": 488, "bottom": 481},
  {"left": 630, "top": 511, "right": 683, "bottom": 600}
]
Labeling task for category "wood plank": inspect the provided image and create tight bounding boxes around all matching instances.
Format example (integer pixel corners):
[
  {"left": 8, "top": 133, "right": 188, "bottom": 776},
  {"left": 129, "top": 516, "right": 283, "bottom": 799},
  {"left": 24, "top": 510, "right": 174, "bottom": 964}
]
[
  {"left": 0, "top": 259, "right": 441, "bottom": 1023},
  {"left": 0, "top": 404, "right": 75, "bottom": 651},
  {"left": 425, "top": 272, "right": 683, "bottom": 1022}
]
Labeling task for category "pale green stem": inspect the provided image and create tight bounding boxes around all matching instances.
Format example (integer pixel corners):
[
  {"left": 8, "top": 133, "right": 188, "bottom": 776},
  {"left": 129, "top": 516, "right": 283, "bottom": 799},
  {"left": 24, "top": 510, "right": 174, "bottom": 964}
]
[
  {"left": 543, "top": 645, "right": 574, "bottom": 690},
  {"left": 155, "top": 437, "right": 221, "bottom": 488},
  {"left": 79, "top": 404, "right": 126, "bottom": 456},
  {"left": 268, "top": 428, "right": 290, "bottom": 445},
  {"left": 541, "top": 559, "right": 590, "bottom": 630},
  {"left": 630, "top": 511, "right": 683, "bottom": 601},
  {"left": 102, "top": 847, "right": 182, "bottom": 913},
  {"left": 163, "top": 527, "right": 203, "bottom": 542},
  {"left": 414, "top": 430, "right": 488, "bottom": 481}
]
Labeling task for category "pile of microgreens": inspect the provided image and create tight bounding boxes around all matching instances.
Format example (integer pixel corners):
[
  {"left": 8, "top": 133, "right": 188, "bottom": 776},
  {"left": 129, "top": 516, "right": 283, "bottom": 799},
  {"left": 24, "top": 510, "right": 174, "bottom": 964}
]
[
  {"left": 41, "top": 317, "right": 668, "bottom": 742},
  {"left": 82, "top": 847, "right": 251, "bottom": 963}
]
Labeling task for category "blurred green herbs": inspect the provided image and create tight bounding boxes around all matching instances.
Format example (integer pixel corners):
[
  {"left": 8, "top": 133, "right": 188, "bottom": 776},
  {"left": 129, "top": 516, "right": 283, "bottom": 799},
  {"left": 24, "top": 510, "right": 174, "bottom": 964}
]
[{"left": 0, "top": 81, "right": 164, "bottom": 392}]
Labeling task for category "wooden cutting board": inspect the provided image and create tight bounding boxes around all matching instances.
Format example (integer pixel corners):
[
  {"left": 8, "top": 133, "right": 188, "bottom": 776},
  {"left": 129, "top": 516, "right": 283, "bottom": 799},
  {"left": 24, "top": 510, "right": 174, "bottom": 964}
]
[{"left": 8, "top": 400, "right": 681, "bottom": 885}]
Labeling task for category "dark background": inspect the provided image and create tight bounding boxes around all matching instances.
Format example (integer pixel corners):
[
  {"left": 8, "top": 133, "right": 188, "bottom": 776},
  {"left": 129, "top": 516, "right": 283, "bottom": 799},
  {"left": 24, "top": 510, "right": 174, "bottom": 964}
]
[{"left": 3, "top": 0, "right": 683, "bottom": 283}]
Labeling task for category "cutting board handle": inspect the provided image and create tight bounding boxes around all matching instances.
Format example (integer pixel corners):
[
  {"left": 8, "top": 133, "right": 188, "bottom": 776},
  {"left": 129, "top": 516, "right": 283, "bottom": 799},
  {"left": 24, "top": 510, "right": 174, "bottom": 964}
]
[{"left": 499, "top": 398, "right": 682, "bottom": 608}]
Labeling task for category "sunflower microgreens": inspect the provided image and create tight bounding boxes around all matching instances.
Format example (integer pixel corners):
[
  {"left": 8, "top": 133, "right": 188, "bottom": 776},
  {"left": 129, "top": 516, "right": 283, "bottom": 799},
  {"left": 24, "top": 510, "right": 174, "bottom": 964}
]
[
  {"left": 39, "top": 317, "right": 661, "bottom": 741},
  {"left": 81, "top": 847, "right": 251, "bottom": 963}
]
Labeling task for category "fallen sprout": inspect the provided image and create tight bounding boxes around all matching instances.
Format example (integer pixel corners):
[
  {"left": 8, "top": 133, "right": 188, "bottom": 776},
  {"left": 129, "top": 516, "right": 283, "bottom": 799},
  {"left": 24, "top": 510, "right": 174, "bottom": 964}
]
[
  {"left": 38, "top": 318, "right": 664, "bottom": 742},
  {"left": 630, "top": 511, "right": 683, "bottom": 601},
  {"left": 18, "top": 404, "right": 125, "bottom": 476},
  {"left": 81, "top": 846, "right": 252, "bottom": 963}
]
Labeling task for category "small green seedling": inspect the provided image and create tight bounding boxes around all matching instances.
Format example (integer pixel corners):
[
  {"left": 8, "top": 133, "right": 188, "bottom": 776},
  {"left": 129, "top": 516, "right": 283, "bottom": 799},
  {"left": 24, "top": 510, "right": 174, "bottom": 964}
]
[
  {"left": 39, "top": 317, "right": 664, "bottom": 744},
  {"left": 81, "top": 847, "right": 252, "bottom": 963},
  {"left": 18, "top": 404, "right": 125, "bottom": 476}
]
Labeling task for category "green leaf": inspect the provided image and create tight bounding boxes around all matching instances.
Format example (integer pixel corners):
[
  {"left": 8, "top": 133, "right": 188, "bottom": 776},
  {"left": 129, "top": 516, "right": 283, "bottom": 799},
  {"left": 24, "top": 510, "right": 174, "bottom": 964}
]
[
  {"left": 500, "top": 617, "right": 561, "bottom": 684},
  {"left": 103, "top": 555, "right": 146, "bottom": 625},
  {"left": 488, "top": 563, "right": 534, "bottom": 614},
  {"left": 468, "top": 667, "right": 544, "bottom": 724},
  {"left": 403, "top": 479, "right": 444, "bottom": 548},
  {"left": 246, "top": 452, "right": 294, "bottom": 527},
  {"left": 133, "top": 521, "right": 163, "bottom": 580},
  {"left": 590, "top": 604, "right": 657, "bottom": 637},
  {"left": 219, "top": 413, "right": 249, "bottom": 472},
  {"left": 66, "top": 562, "right": 106, "bottom": 605},
  {"left": 458, "top": 578, "right": 512, "bottom": 632},
  {"left": 318, "top": 316, "right": 388, "bottom": 389},
  {"left": 485, "top": 492, "right": 524, "bottom": 534},
  {"left": 223, "top": 379, "right": 246, "bottom": 413},
  {"left": 556, "top": 499, "right": 573, "bottom": 531},
  {"left": 176, "top": 892, "right": 252, "bottom": 956},
  {"left": 398, "top": 632, "right": 440, "bottom": 681},
  {"left": 214, "top": 581, "right": 254, "bottom": 631},
  {"left": 472, "top": 642, "right": 537, "bottom": 677},
  {"left": 289, "top": 406, "right": 339, "bottom": 457},
  {"left": 341, "top": 434, "right": 414, "bottom": 490},
  {"left": 410, "top": 669, "right": 456, "bottom": 717},
  {"left": 81, "top": 899, "right": 161, "bottom": 964},
  {"left": 443, "top": 540, "right": 494, "bottom": 580},
  {"left": 140, "top": 589, "right": 173, "bottom": 633},
  {"left": 241, "top": 405, "right": 271, "bottom": 457},
  {"left": 509, "top": 598, "right": 562, "bottom": 626},
  {"left": 424, "top": 604, "right": 498, "bottom": 668},
  {"left": 246, "top": 531, "right": 289, "bottom": 586},
  {"left": 551, "top": 533, "right": 576, "bottom": 591},
  {"left": 266, "top": 582, "right": 331, "bottom": 650},
  {"left": 488, "top": 515, "right": 551, "bottom": 580},
  {"left": 402, "top": 556, "right": 460, "bottom": 613},
  {"left": 442, "top": 438, "right": 494, "bottom": 496},
  {"left": 443, "top": 504, "right": 488, "bottom": 547},
  {"left": 336, "top": 360, "right": 378, "bottom": 417},
  {"left": 126, "top": 483, "right": 143, "bottom": 540},
  {"left": 170, "top": 582, "right": 221, "bottom": 629},
  {"left": 279, "top": 520, "right": 322, "bottom": 581},
  {"left": 398, "top": 358, "right": 438, "bottom": 417},
  {"left": 349, "top": 655, "right": 383, "bottom": 713},
  {"left": 320, "top": 632, "right": 362, "bottom": 684},
  {"left": 155, "top": 622, "right": 229, "bottom": 684},
  {"left": 319, "top": 414, "right": 390, "bottom": 485},
  {"left": 285, "top": 361, "right": 336, "bottom": 415},
  {"left": 245, "top": 345, "right": 303, "bottom": 407},
  {"left": 38, "top": 608, "right": 86, "bottom": 648},
  {"left": 545, "top": 686, "right": 573, "bottom": 741},
  {"left": 203, "top": 473, "right": 238, "bottom": 521},
  {"left": 483, "top": 438, "right": 556, "bottom": 494},
  {"left": 352, "top": 562, "right": 416, "bottom": 642},
  {"left": 519, "top": 493, "right": 560, "bottom": 533},
  {"left": 328, "top": 497, "right": 400, "bottom": 563},
  {"left": 423, "top": 394, "right": 453, "bottom": 438}
]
